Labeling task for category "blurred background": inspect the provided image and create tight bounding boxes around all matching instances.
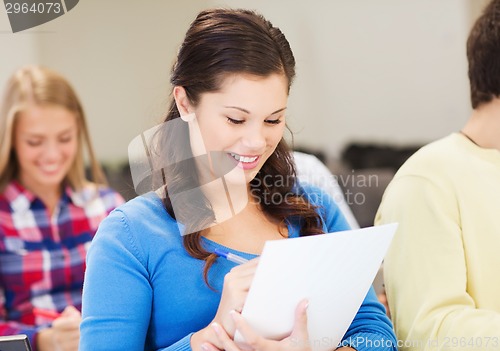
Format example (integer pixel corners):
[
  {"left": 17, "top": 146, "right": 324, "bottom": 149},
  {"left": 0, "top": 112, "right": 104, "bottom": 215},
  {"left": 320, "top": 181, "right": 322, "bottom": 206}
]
[{"left": 0, "top": 0, "right": 491, "bottom": 226}]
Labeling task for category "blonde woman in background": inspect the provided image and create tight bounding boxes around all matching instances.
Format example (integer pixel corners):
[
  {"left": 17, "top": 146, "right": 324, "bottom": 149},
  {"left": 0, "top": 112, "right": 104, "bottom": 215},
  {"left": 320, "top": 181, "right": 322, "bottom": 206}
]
[{"left": 0, "top": 66, "right": 124, "bottom": 351}]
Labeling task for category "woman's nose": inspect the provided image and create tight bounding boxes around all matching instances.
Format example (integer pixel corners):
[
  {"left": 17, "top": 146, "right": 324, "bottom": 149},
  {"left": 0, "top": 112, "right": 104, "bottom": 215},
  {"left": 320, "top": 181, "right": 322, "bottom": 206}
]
[
  {"left": 241, "top": 125, "right": 266, "bottom": 150},
  {"left": 41, "top": 141, "right": 62, "bottom": 161}
]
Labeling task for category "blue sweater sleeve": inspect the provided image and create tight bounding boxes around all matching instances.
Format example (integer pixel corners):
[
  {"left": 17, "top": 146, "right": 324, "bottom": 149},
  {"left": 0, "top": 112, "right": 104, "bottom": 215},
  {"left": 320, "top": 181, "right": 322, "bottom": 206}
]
[
  {"left": 80, "top": 207, "right": 199, "bottom": 351},
  {"left": 303, "top": 184, "right": 397, "bottom": 351},
  {"left": 160, "top": 334, "right": 193, "bottom": 351},
  {"left": 79, "top": 209, "right": 152, "bottom": 350},
  {"left": 340, "top": 287, "right": 397, "bottom": 351},
  {"left": 79, "top": 209, "right": 205, "bottom": 351}
]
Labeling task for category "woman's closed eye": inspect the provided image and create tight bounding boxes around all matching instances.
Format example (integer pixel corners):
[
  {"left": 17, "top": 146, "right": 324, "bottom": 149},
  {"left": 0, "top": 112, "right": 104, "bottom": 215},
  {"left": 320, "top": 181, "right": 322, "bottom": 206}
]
[
  {"left": 226, "top": 117, "right": 245, "bottom": 125},
  {"left": 59, "top": 136, "right": 73, "bottom": 143},
  {"left": 264, "top": 118, "right": 282, "bottom": 125},
  {"left": 26, "top": 139, "right": 42, "bottom": 147},
  {"left": 226, "top": 116, "right": 283, "bottom": 125}
]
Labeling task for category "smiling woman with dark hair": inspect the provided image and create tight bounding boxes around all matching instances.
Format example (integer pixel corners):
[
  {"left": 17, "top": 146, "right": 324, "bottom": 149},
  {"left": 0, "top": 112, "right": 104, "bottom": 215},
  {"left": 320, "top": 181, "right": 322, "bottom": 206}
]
[{"left": 80, "top": 8, "right": 396, "bottom": 351}]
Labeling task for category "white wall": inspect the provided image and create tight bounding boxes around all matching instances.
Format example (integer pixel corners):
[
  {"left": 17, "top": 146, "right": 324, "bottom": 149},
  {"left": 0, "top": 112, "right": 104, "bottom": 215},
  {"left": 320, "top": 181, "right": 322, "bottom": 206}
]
[
  {"left": 210, "top": 0, "right": 472, "bottom": 157},
  {"left": 1, "top": 0, "right": 209, "bottom": 164},
  {"left": 35, "top": 0, "right": 211, "bottom": 164},
  {"left": 468, "top": 0, "right": 490, "bottom": 26},
  {"left": 0, "top": 9, "right": 39, "bottom": 85},
  {"left": 0, "top": 0, "right": 482, "bottom": 164}
]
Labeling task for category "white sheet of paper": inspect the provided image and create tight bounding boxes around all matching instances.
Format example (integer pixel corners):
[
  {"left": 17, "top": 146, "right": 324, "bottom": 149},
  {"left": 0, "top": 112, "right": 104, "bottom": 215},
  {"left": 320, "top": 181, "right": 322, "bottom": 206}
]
[{"left": 236, "top": 223, "right": 397, "bottom": 351}]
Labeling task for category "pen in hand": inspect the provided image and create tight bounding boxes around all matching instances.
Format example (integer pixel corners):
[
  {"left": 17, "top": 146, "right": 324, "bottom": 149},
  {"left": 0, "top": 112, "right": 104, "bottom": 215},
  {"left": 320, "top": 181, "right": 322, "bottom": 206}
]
[
  {"left": 214, "top": 248, "right": 249, "bottom": 265},
  {"left": 33, "top": 307, "right": 62, "bottom": 321}
]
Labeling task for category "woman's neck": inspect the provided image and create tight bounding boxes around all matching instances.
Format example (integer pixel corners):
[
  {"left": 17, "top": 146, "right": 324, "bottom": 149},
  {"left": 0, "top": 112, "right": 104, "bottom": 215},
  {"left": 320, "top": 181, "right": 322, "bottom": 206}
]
[
  {"left": 199, "top": 178, "right": 250, "bottom": 225},
  {"left": 18, "top": 176, "right": 62, "bottom": 215},
  {"left": 202, "top": 199, "right": 287, "bottom": 254}
]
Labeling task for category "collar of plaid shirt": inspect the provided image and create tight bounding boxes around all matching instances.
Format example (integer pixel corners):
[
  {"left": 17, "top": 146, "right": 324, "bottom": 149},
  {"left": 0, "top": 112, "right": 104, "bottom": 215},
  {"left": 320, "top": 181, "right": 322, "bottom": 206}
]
[{"left": 4, "top": 180, "right": 100, "bottom": 214}]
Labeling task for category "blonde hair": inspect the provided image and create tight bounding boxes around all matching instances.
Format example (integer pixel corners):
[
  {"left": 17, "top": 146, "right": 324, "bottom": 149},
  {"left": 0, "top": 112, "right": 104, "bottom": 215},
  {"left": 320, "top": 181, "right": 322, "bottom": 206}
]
[{"left": 0, "top": 65, "right": 107, "bottom": 192}]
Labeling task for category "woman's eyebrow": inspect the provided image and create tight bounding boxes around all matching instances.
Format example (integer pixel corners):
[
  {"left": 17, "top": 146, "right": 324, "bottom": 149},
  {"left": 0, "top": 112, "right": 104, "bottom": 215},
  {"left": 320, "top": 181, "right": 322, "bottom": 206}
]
[
  {"left": 224, "top": 106, "right": 287, "bottom": 116},
  {"left": 269, "top": 107, "right": 287, "bottom": 115},
  {"left": 23, "top": 127, "right": 75, "bottom": 138},
  {"left": 224, "top": 106, "right": 250, "bottom": 114}
]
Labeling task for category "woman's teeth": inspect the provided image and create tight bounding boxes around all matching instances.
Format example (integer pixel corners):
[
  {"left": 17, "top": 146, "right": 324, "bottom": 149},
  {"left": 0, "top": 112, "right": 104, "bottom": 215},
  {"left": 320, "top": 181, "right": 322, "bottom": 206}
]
[
  {"left": 40, "top": 165, "right": 60, "bottom": 172},
  {"left": 230, "top": 153, "right": 258, "bottom": 163}
]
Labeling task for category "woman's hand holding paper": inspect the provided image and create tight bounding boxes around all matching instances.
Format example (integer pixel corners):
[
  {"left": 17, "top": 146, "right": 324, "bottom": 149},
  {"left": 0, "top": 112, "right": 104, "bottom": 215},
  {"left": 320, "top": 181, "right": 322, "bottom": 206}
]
[{"left": 203, "top": 299, "right": 312, "bottom": 351}]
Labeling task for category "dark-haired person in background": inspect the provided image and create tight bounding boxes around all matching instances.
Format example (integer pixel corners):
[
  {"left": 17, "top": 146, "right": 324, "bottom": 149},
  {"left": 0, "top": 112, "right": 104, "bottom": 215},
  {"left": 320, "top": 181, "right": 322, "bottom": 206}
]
[
  {"left": 376, "top": 0, "right": 500, "bottom": 349},
  {"left": 80, "top": 8, "right": 396, "bottom": 351}
]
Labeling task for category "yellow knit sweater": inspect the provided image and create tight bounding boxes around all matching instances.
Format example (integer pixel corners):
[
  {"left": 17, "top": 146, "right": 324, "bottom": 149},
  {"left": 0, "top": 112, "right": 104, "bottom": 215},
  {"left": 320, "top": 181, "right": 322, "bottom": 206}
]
[{"left": 376, "top": 133, "right": 500, "bottom": 350}]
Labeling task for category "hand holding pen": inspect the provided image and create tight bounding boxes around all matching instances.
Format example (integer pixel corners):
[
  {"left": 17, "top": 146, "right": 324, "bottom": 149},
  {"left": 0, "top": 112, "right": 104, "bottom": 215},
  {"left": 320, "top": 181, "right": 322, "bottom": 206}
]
[
  {"left": 36, "top": 306, "right": 81, "bottom": 351},
  {"left": 33, "top": 307, "right": 62, "bottom": 321},
  {"left": 191, "top": 249, "right": 258, "bottom": 351}
]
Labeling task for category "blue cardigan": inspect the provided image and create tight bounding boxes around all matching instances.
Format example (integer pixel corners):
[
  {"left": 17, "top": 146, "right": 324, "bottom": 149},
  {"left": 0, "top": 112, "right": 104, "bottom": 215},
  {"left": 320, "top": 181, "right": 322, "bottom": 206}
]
[{"left": 80, "top": 184, "right": 397, "bottom": 351}]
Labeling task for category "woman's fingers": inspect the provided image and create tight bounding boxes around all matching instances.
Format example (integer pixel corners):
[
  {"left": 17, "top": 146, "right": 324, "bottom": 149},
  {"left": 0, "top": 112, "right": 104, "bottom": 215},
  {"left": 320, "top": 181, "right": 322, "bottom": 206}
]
[
  {"left": 210, "top": 302, "right": 311, "bottom": 351},
  {"left": 229, "top": 310, "right": 275, "bottom": 351},
  {"left": 227, "top": 258, "right": 259, "bottom": 279},
  {"left": 201, "top": 342, "right": 221, "bottom": 351},
  {"left": 211, "top": 322, "right": 242, "bottom": 351},
  {"left": 217, "top": 258, "right": 259, "bottom": 325},
  {"left": 52, "top": 315, "right": 81, "bottom": 331},
  {"left": 224, "top": 258, "right": 259, "bottom": 293},
  {"left": 61, "top": 305, "right": 81, "bottom": 317},
  {"left": 290, "top": 299, "right": 309, "bottom": 341},
  {"left": 231, "top": 300, "right": 311, "bottom": 351}
]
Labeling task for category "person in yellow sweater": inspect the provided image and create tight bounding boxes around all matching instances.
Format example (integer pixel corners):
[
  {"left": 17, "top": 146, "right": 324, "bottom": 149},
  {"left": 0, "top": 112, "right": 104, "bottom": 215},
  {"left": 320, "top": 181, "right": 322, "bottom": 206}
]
[{"left": 375, "top": 0, "right": 500, "bottom": 350}]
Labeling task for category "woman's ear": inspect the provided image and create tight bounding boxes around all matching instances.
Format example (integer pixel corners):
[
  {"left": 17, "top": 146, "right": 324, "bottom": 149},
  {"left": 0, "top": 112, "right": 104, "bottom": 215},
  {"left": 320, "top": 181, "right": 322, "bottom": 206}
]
[{"left": 173, "top": 86, "right": 192, "bottom": 117}]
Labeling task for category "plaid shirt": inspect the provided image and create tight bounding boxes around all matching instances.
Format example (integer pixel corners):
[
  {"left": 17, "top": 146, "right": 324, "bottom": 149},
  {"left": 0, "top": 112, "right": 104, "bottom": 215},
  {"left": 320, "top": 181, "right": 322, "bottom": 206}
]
[{"left": 0, "top": 180, "right": 124, "bottom": 348}]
